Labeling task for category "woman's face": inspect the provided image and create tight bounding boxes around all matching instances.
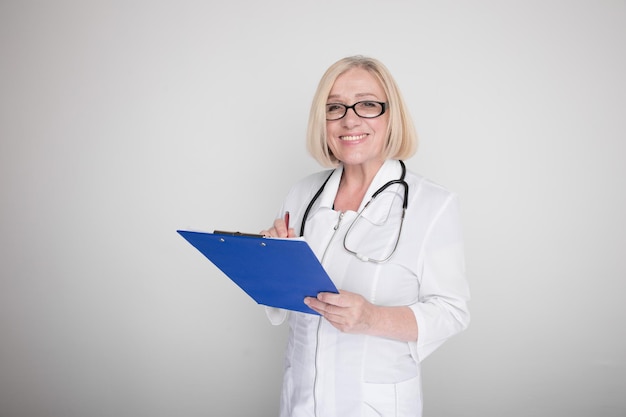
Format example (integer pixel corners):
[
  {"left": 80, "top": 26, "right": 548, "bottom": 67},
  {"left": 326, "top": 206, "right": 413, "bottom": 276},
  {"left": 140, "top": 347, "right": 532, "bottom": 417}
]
[{"left": 326, "top": 67, "right": 389, "bottom": 171}]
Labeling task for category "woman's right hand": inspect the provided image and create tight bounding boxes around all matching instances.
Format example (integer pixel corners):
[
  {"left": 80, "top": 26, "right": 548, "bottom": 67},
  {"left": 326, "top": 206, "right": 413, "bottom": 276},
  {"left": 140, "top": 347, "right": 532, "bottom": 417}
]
[{"left": 260, "top": 217, "right": 294, "bottom": 238}]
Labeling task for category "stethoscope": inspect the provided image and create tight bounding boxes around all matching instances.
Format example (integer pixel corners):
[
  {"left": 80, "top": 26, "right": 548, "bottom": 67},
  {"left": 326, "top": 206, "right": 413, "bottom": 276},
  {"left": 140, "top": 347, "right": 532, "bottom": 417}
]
[{"left": 299, "top": 160, "right": 409, "bottom": 263}]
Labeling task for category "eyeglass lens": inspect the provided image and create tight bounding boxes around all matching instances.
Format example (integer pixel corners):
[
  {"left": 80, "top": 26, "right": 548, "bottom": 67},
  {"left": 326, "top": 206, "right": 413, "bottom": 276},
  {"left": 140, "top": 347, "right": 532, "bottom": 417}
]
[{"left": 326, "top": 101, "right": 385, "bottom": 120}]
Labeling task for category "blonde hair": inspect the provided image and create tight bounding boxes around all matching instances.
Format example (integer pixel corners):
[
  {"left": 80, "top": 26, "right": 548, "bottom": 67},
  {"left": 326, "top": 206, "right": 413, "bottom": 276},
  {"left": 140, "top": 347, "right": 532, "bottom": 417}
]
[{"left": 306, "top": 56, "right": 418, "bottom": 167}]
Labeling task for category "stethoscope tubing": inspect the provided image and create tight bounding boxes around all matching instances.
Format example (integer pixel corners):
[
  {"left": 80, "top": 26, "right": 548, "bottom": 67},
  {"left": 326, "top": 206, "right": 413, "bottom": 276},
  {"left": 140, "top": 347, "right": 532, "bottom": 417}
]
[{"left": 299, "top": 160, "right": 408, "bottom": 238}]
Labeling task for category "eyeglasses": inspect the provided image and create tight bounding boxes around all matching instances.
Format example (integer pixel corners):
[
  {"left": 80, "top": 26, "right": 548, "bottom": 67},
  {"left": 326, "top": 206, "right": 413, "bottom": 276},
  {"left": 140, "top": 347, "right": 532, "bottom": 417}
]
[{"left": 325, "top": 101, "right": 387, "bottom": 121}]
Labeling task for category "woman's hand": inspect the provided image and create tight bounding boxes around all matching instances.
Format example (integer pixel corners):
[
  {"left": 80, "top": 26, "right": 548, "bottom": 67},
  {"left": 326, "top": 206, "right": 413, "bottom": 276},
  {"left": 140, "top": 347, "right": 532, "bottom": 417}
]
[
  {"left": 304, "top": 290, "right": 376, "bottom": 334},
  {"left": 260, "top": 217, "right": 295, "bottom": 238},
  {"left": 305, "top": 290, "right": 418, "bottom": 342}
]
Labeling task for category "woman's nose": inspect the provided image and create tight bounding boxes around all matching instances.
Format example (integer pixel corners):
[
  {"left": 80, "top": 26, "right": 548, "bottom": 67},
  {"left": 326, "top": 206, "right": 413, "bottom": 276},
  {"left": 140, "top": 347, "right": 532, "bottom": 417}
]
[{"left": 341, "top": 107, "right": 362, "bottom": 127}]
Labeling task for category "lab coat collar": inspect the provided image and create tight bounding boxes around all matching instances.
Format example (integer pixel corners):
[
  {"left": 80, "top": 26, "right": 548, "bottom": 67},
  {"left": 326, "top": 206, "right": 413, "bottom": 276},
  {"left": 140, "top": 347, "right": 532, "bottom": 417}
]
[{"left": 316, "top": 160, "right": 405, "bottom": 219}]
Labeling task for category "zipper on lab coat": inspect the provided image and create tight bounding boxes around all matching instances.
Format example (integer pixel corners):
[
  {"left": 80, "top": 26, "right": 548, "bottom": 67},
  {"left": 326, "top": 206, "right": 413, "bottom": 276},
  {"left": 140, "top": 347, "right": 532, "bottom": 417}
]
[
  {"left": 320, "top": 211, "right": 345, "bottom": 263},
  {"left": 314, "top": 210, "right": 345, "bottom": 417}
]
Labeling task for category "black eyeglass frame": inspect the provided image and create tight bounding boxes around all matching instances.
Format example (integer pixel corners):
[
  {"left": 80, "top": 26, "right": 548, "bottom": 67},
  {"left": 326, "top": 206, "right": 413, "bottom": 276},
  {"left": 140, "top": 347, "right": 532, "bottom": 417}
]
[{"left": 325, "top": 101, "right": 388, "bottom": 121}]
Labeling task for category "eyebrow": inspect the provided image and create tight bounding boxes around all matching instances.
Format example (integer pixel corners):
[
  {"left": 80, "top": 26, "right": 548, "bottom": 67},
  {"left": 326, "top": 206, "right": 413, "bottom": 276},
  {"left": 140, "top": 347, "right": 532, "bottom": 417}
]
[{"left": 327, "top": 92, "right": 380, "bottom": 101}]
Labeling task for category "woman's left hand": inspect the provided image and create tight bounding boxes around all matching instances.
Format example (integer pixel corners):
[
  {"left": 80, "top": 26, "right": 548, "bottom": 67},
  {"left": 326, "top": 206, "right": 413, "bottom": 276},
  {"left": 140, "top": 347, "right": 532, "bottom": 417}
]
[
  {"left": 304, "top": 290, "right": 377, "bottom": 334},
  {"left": 304, "top": 290, "right": 418, "bottom": 341}
]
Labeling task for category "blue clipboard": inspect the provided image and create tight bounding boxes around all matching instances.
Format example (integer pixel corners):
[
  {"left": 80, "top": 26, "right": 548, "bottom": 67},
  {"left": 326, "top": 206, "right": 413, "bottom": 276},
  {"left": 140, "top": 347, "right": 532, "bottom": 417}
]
[{"left": 177, "top": 230, "right": 338, "bottom": 315}]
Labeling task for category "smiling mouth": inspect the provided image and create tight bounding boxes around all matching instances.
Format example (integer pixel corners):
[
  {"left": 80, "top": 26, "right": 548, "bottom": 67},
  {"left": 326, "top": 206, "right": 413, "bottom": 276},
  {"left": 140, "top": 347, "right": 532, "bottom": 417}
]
[{"left": 340, "top": 134, "right": 368, "bottom": 141}]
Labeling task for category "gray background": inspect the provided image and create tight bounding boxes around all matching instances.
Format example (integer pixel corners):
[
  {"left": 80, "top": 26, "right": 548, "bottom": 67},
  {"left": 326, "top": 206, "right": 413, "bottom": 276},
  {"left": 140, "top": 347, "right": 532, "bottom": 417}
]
[{"left": 1, "top": 1, "right": 625, "bottom": 416}]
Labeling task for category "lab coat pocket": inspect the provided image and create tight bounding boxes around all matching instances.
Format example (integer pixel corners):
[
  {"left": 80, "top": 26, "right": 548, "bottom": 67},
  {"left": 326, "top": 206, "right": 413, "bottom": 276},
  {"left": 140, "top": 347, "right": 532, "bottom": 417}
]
[{"left": 362, "top": 375, "right": 422, "bottom": 417}]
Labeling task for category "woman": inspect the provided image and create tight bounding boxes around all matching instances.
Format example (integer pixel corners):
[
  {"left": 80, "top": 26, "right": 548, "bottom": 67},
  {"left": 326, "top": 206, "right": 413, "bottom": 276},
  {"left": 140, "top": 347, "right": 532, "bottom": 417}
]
[{"left": 262, "top": 56, "right": 470, "bottom": 417}]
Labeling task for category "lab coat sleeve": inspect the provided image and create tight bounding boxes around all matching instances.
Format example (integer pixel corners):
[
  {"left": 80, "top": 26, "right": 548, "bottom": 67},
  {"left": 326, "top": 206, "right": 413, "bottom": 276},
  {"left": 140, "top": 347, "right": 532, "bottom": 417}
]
[
  {"left": 265, "top": 306, "right": 289, "bottom": 325},
  {"left": 408, "top": 194, "right": 470, "bottom": 362}
]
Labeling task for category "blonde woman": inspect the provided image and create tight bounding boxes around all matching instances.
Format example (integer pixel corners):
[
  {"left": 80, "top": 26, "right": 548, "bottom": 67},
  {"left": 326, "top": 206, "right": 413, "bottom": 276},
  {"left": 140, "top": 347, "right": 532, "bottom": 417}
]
[{"left": 262, "top": 55, "right": 470, "bottom": 417}]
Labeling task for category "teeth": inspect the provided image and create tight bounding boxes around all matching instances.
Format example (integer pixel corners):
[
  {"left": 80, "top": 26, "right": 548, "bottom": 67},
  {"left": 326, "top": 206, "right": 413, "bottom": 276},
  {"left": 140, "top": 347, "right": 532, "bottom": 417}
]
[{"left": 340, "top": 134, "right": 367, "bottom": 141}]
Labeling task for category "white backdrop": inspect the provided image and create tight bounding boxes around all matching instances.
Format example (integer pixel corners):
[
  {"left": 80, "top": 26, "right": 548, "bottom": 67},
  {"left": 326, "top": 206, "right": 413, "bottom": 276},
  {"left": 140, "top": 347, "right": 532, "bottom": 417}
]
[{"left": 1, "top": 1, "right": 625, "bottom": 416}]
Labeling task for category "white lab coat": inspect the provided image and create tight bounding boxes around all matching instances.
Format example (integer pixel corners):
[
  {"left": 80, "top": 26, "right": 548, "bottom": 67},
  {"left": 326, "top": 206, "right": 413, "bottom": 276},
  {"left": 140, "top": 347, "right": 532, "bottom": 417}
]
[{"left": 266, "top": 160, "right": 470, "bottom": 417}]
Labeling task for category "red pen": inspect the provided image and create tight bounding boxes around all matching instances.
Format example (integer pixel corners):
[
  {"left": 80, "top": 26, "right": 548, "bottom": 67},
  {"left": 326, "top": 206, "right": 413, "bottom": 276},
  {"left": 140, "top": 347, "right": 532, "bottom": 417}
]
[{"left": 284, "top": 211, "right": 290, "bottom": 237}]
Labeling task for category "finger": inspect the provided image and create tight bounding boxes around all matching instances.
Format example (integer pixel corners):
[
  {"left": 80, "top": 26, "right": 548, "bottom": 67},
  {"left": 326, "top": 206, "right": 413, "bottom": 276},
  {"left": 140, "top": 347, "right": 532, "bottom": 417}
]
[
  {"left": 304, "top": 296, "right": 326, "bottom": 314},
  {"left": 305, "top": 295, "right": 327, "bottom": 308},
  {"left": 317, "top": 291, "right": 346, "bottom": 307},
  {"left": 273, "top": 218, "right": 289, "bottom": 238},
  {"left": 260, "top": 227, "right": 277, "bottom": 237}
]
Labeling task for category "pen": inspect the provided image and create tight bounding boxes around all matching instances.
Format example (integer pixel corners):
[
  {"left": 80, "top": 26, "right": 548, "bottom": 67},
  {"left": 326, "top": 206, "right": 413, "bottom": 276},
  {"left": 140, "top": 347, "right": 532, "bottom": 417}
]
[{"left": 284, "top": 211, "right": 290, "bottom": 237}]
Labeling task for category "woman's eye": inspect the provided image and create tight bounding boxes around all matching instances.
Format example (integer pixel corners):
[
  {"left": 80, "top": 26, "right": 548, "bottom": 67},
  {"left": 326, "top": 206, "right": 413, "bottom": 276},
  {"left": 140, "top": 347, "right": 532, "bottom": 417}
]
[{"left": 326, "top": 104, "right": 343, "bottom": 112}]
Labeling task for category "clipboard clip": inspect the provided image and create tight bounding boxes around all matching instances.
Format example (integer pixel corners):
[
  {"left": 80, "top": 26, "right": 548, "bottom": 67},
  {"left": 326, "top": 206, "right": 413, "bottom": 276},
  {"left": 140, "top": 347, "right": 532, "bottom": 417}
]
[{"left": 213, "top": 230, "right": 265, "bottom": 238}]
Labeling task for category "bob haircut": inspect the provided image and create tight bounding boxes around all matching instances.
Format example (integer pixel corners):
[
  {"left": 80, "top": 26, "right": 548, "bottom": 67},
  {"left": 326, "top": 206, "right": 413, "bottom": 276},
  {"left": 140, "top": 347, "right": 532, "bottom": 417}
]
[{"left": 306, "top": 56, "right": 418, "bottom": 167}]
